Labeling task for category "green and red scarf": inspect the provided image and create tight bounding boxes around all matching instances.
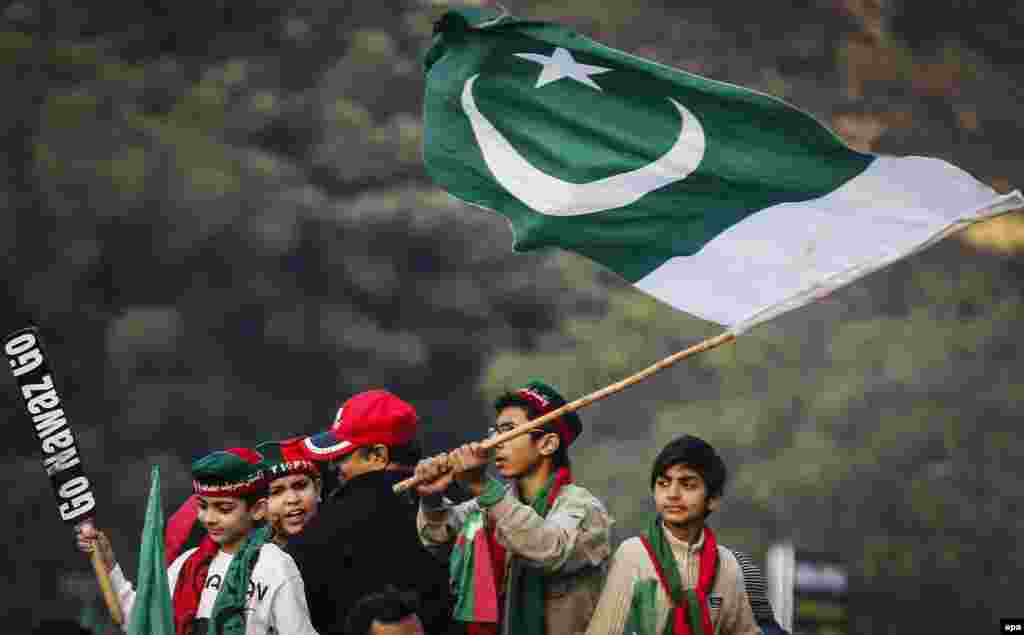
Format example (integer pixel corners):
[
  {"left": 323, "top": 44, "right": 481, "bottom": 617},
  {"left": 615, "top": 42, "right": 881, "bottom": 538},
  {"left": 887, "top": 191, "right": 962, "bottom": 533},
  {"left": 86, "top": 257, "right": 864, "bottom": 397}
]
[
  {"left": 451, "top": 467, "right": 573, "bottom": 635},
  {"left": 171, "top": 525, "right": 271, "bottom": 635},
  {"left": 173, "top": 535, "right": 218, "bottom": 635},
  {"left": 639, "top": 516, "right": 718, "bottom": 635},
  {"left": 450, "top": 509, "right": 504, "bottom": 635}
]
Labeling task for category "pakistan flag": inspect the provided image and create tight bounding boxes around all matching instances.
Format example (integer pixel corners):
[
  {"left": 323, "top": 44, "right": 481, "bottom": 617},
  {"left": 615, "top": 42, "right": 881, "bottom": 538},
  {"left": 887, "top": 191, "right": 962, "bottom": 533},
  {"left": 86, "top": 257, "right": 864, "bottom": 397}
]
[{"left": 422, "top": 9, "right": 1022, "bottom": 332}]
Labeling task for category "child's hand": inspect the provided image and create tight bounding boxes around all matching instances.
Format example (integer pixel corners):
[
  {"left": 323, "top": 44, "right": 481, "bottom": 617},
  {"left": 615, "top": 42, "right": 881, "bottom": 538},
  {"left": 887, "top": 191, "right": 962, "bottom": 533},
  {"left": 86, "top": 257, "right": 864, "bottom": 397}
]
[{"left": 75, "top": 520, "right": 116, "bottom": 573}]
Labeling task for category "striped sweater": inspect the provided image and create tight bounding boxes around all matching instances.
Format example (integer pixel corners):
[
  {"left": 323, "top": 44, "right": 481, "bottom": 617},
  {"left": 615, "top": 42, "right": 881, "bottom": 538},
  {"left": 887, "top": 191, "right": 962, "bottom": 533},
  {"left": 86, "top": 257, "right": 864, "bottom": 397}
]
[{"left": 731, "top": 550, "right": 775, "bottom": 624}]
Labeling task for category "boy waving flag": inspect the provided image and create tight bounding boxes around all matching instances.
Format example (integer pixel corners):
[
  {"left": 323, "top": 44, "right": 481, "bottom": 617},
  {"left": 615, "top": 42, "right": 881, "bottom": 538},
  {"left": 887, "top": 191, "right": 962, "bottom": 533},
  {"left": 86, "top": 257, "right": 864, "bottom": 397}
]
[
  {"left": 422, "top": 8, "right": 1022, "bottom": 333},
  {"left": 415, "top": 381, "right": 612, "bottom": 635}
]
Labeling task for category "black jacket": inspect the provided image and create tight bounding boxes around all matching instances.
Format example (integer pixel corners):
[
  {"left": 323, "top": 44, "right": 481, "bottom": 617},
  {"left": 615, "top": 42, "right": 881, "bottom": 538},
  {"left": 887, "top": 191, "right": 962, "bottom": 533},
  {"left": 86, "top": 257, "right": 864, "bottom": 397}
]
[{"left": 287, "top": 469, "right": 454, "bottom": 634}]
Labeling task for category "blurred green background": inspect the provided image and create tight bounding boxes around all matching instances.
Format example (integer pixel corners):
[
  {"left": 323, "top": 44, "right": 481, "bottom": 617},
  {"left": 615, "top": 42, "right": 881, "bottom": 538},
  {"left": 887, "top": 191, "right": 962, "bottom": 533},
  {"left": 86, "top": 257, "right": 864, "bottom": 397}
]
[{"left": 2, "top": 1, "right": 1022, "bottom": 632}]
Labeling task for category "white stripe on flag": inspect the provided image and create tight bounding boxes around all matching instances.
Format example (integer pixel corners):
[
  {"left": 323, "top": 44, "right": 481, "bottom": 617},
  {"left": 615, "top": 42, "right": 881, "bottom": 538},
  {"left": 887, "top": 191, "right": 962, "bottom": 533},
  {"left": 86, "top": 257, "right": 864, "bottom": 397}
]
[{"left": 635, "top": 155, "right": 1024, "bottom": 332}]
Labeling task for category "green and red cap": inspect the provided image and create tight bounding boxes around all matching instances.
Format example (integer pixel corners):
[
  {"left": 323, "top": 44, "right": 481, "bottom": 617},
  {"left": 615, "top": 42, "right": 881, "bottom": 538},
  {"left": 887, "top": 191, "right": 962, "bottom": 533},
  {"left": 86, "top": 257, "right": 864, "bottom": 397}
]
[
  {"left": 500, "top": 380, "right": 582, "bottom": 447},
  {"left": 256, "top": 437, "right": 319, "bottom": 481},
  {"left": 302, "top": 389, "right": 419, "bottom": 461},
  {"left": 191, "top": 447, "right": 268, "bottom": 497}
]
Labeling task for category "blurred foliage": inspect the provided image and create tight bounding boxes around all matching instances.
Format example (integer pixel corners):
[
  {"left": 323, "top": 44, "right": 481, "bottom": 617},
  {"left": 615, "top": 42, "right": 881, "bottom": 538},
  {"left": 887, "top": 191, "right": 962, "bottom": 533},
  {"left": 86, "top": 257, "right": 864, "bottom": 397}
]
[
  {"left": 1, "top": 0, "right": 1021, "bottom": 632},
  {"left": 1, "top": 0, "right": 584, "bottom": 628}
]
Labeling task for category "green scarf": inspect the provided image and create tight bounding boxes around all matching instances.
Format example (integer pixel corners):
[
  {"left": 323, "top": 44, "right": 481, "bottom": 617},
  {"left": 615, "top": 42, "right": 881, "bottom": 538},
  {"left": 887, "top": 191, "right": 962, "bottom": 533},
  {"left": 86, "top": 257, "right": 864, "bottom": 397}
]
[
  {"left": 639, "top": 515, "right": 718, "bottom": 635},
  {"left": 506, "top": 467, "right": 572, "bottom": 635},
  {"left": 209, "top": 524, "right": 271, "bottom": 635}
]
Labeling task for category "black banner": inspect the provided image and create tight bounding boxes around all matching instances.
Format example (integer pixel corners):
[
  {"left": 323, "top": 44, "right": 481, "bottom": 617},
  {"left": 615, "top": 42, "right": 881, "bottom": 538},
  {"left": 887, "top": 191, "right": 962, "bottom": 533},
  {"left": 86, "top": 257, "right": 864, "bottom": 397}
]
[{"left": 4, "top": 327, "right": 97, "bottom": 524}]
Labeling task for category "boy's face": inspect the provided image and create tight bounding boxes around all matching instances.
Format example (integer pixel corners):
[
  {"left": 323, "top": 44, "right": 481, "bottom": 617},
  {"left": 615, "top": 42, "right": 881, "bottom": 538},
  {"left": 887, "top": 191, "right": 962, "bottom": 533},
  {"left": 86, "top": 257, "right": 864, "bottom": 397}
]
[
  {"left": 490, "top": 406, "right": 558, "bottom": 479},
  {"left": 267, "top": 473, "right": 320, "bottom": 538},
  {"left": 197, "top": 494, "right": 265, "bottom": 553},
  {"left": 653, "top": 464, "right": 718, "bottom": 530},
  {"left": 332, "top": 445, "right": 388, "bottom": 483}
]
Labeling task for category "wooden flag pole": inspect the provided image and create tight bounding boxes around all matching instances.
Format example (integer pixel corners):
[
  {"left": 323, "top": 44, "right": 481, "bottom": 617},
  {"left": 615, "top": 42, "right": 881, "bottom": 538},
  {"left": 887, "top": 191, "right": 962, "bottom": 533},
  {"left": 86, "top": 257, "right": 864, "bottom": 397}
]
[
  {"left": 394, "top": 330, "right": 737, "bottom": 493},
  {"left": 84, "top": 522, "right": 124, "bottom": 625}
]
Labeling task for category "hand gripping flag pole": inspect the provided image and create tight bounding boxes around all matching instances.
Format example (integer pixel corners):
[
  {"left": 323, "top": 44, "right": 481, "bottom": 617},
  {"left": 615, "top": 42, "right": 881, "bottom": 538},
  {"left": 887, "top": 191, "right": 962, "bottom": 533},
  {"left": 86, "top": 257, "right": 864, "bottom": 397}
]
[
  {"left": 3, "top": 326, "right": 124, "bottom": 625},
  {"left": 393, "top": 331, "right": 736, "bottom": 493}
]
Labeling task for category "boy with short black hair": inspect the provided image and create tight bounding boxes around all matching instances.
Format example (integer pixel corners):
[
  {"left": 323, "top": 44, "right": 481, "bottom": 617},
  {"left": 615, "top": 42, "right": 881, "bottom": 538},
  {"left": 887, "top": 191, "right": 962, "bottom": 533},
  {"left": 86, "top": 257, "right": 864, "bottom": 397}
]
[
  {"left": 345, "top": 587, "right": 426, "bottom": 635},
  {"left": 414, "top": 380, "right": 613, "bottom": 635},
  {"left": 77, "top": 448, "right": 319, "bottom": 635},
  {"left": 585, "top": 435, "right": 759, "bottom": 635}
]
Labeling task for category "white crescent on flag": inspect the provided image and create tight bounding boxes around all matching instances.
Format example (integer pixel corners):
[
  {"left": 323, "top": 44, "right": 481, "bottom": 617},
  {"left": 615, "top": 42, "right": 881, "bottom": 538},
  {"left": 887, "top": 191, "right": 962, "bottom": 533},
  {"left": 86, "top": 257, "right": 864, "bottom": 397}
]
[{"left": 461, "top": 74, "right": 706, "bottom": 217}]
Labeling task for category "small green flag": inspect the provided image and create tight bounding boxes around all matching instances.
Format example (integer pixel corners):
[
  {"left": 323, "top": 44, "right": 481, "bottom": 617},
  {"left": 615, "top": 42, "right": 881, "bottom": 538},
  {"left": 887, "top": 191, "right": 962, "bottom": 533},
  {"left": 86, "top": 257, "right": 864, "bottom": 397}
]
[{"left": 128, "top": 465, "right": 174, "bottom": 635}]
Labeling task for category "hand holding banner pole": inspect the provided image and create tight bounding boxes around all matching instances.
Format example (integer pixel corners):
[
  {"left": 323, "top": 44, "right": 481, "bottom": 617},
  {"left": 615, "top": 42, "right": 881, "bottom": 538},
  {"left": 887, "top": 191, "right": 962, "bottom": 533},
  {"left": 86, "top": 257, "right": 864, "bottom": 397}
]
[
  {"left": 4, "top": 327, "right": 124, "bottom": 625},
  {"left": 394, "top": 330, "right": 736, "bottom": 493},
  {"left": 80, "top": 518, "right": 125, "bottom": 625}
]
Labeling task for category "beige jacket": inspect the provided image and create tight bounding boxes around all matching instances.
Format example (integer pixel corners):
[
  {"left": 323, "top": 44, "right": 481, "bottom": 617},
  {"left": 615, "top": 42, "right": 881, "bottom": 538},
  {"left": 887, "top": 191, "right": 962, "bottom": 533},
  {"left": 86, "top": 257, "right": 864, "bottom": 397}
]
[
  {"left": 585, "top": 525, "right": 760, "bottom": 635},
  {"left": 418, "top": 478, "right": 614, "bottom": 635}
]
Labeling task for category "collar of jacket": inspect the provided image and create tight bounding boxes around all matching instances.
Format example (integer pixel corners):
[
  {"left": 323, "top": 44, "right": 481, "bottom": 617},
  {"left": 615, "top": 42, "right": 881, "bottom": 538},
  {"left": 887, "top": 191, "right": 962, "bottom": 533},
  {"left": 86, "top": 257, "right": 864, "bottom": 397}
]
[{"left": 334, "top": 468, "right": 407, "bottom": 498}]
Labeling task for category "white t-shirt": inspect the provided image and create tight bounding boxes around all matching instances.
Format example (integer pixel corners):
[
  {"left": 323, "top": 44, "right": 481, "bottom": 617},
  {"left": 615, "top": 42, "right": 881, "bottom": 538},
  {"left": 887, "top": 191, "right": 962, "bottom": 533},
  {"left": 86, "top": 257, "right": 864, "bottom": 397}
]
[{"left": 110, "top": 542, "right": 319, "bottom": 635}]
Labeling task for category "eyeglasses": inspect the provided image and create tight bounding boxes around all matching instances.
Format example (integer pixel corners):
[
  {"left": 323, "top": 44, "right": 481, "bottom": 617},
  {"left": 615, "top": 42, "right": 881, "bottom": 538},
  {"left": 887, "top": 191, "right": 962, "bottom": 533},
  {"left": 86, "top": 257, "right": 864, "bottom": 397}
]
[
  {"left": 487, "top": 423, "right": 544, "bottom": 438},
  {"left": 487, "top": 423, "right": 517, "bottom": 437}
]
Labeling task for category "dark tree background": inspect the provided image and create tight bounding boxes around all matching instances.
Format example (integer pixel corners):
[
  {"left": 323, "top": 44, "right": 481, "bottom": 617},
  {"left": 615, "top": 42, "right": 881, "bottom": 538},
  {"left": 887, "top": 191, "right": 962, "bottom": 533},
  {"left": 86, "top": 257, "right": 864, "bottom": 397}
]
[{"left": 1, "top": 1, "right": 1021, "bottom": 632}]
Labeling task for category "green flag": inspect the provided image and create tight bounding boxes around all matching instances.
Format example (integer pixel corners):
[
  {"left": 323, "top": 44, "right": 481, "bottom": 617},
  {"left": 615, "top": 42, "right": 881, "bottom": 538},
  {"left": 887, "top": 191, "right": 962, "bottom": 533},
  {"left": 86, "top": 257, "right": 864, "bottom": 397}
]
[
  {"left": 128, "top": 465, "right": 174, "bottom": 635},
  {"left": 423, "top": 9, "right": 1022, "bottom": 332}
]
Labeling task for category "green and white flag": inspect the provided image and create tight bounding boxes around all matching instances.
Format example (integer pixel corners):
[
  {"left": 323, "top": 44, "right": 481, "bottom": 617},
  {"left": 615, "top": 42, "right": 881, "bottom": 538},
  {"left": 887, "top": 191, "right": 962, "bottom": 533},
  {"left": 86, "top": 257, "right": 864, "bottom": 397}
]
[{"left": 422, "top": 9, "right": 1023, "bottom": 333}]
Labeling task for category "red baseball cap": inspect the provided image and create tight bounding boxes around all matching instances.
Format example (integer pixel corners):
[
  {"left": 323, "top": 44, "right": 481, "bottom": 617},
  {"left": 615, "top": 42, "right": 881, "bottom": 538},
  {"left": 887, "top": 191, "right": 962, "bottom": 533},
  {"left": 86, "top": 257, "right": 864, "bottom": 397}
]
[{"left": 302, "top": 389, "right": 418, "bottom": 461}]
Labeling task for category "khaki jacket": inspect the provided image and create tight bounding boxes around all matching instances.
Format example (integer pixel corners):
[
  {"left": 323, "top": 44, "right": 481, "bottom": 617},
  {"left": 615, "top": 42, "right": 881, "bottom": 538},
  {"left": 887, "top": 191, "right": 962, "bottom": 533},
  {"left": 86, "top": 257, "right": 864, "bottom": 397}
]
[
  {"left": 418, "top": 478, "right": 614, "bottom": 635},
  {"left": 585, "top": 525, "right": 760, "bottom": 635}
]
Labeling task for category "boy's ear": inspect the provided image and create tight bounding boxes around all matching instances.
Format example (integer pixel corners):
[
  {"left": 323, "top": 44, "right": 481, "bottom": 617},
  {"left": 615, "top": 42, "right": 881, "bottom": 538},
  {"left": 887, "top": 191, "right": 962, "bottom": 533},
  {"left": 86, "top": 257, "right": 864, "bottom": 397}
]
[
  {"left": 250, "top": 497, "right": 268, "bottom": 522},
  {"left": 537, "top": 432, "right": 561, "bottom": 458},
  {"left": 369, "top": 444, "right": 390, "bottom": 465},
  {"left": 707, "top": 496, "right": 720, "bottom": 513}
]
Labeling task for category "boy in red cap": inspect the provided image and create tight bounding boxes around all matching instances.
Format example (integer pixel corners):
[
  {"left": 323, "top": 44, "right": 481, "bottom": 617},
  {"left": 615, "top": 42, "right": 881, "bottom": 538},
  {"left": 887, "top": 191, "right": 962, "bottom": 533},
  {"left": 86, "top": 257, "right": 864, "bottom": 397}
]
[
  {"left": 256, "top": 437, "right": 322, "bottom": 545},
  {"left": 413, "top": 381, "right": 613, "bottom": 635},
  {"left": 292, "top": 389, "right": 453, "bottom": 634},
  {"left": 76, "top": 448, "right": 319, "bottom": 635}
]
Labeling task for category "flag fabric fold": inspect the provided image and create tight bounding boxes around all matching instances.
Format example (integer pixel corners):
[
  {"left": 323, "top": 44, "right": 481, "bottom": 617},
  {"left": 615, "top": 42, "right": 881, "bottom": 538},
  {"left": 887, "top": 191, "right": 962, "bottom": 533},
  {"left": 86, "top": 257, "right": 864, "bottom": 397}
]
[
  {"left": 164, "top": 494, "right": 200, "bottom": 566},
  {"left": 422, "top": 8, "right": 1023, "bottom": 332},
  {"left": 129, "top": 465, "right": 175, "bottom": 635}
]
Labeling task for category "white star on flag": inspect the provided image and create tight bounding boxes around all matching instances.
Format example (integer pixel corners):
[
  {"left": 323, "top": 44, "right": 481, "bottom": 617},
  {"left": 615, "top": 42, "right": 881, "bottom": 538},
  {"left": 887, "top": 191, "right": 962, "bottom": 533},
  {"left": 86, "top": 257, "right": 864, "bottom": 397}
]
[{"left": 514, "top": 47, "right": 612, "bottom": 90}]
